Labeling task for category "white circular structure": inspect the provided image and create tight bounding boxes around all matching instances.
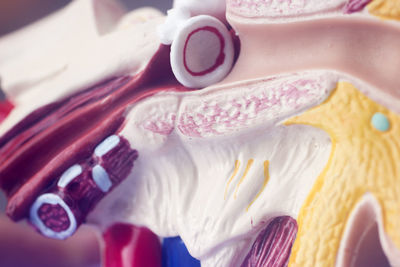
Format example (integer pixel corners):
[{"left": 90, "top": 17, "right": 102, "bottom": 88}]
[
  {"left": 29, "top": 193, "right": 77, "bottom": 240},
  {"left": 170, "top": 15, "right": 234, "bottom": 88}
]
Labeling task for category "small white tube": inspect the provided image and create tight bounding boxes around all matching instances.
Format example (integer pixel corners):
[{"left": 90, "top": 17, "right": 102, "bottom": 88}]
[
  {"left": 29, "top": 193, "right": 77, "bottom": 240},
  {"left": 170, "top": 15, "right": 234, "bottom": 88}
]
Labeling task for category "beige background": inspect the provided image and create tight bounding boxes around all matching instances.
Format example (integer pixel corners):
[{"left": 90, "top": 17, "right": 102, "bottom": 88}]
[
  {"left": 0, "top": 0, "right": 172, "bottom": 98},
  {"left": 0, "top": 0, "right": 172, "bottom": 36}
]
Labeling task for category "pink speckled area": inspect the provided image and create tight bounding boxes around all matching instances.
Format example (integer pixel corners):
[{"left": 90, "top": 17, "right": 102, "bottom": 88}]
[
  {"left": 142, "top": 113, "right": 176, "bottom": 136},
  {"left": 177, "top": 75, "right": 331, "bottom": 138},
  {"left": 227, "top": 0, "right": 346, "bottom": 18},
  {"left": 229, "top": 0, "right": 307, "bottom": 10}
]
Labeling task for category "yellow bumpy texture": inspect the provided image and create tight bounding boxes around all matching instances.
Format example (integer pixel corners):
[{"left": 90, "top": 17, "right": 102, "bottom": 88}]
[
  {"left": 368, "top": 0, "right": 400, "bottom": 20},
  {"left": 286, "top": 82, "right": 400, "bottom": 266}
]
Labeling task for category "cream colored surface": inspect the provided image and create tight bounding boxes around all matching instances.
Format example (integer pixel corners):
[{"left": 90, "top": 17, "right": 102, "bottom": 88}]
[
  {"left": 224, "top": 16, "right": 400, "bottom": 111},
  {"left": 0, "top": 0, "right": 125, "bottom": 99},
  {"left": 0, "top": 1, "right": 164, "bottom": 137}
]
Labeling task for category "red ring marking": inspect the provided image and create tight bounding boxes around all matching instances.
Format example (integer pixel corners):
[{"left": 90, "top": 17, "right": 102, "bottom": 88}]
[{"left": 183, "top": 26, "right": 226, "bottom": 77}]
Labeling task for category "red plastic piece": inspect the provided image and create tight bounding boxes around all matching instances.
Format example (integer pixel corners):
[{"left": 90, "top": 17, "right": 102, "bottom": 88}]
[
  {"left": 0, "top": 100, "right": 13, "bottom": 123},
  {"left": 0, "top": 45, "right": 185, "bottom": 222},
  {"left": 103, "top": 223, "right": 162, "bottom": 267}
]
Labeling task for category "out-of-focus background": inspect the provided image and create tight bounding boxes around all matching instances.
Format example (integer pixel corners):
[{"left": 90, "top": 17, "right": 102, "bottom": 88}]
[
  {"left": 0, "top": 0, "right": 172, "bottom": 36},
  {"left": 0, "top": 1, "right": 171, "bottom": 266}
]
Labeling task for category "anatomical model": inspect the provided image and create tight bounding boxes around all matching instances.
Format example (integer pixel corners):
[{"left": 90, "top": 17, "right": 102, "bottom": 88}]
[{"left": 0, "top": 0, "right": 400, "bottom": 266}]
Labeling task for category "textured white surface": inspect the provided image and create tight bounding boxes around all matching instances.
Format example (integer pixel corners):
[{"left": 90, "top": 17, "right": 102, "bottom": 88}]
[
  {"left": 89, "top": 71, "right": 337, "bottom": 265},
  {"left": 228, "top": 0, "right": 347, "bottom": 19}
]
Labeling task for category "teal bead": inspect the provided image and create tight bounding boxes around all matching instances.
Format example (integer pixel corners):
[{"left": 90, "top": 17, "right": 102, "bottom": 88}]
[{"left": 371, "top": 112, "right": 390, "bottom": 132}]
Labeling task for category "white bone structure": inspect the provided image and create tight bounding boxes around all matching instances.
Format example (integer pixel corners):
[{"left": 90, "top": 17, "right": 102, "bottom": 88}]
[
  {"left": 169, "top": 15, "right": 235, "bottom": 88},
  {"left": 158, "top": 0, "right": 234, "bottom": 88}
]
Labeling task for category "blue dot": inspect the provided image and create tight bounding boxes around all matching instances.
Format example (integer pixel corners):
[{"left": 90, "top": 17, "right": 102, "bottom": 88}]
[{"left": 371, "top": 112, "right": 390, "bottom": 132}]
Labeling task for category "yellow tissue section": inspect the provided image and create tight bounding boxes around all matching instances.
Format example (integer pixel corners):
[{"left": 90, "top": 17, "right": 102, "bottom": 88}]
[
  {"left": 286, "top": 82, "right": 400, "bottom": 266},
  {"left": 234, "top": 159, "right": 254, "bottom": 199},
  {"left": 224, "top": 160, "right": 241, "bottom": 200},
  {"left": 368, "top": 0, "right": 400, "bottom": 20}
]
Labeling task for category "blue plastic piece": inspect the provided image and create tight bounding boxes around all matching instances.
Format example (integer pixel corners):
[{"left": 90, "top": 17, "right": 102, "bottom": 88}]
[
  {"left": 162, "top": 236, "right": 201, "bottom": 267},
  {"left": 371, "top": 112, "right": 390, "bottom": 132}
]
